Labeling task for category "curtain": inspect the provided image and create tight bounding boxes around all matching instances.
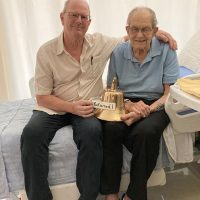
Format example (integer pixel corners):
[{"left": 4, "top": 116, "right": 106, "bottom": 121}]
[
  {"left": 0, "top": 0, "right": 65, "bottom": 101},
  {"left": 0, "top": 0, "right": 199, "bottom": 101},
  {"left": 89, "top": 0, "right": 200, "bottom": 50}
]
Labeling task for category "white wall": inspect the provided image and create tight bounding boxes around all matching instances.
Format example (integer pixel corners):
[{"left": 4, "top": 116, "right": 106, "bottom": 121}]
[
  {"left": 0, "top": 0, "right": 200, "bottom": 101},
  {"left": 89, "top": 0, "right": 200, "bottom": 54}
]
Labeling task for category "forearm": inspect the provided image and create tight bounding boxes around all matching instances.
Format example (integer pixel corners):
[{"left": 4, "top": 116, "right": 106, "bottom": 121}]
[
  {"left": 36, "top": 95, "right": 73, "bottom": 113},
  {"left": 150, "top": 84, "right": 170, "bottom": 112},
  {"left": 149, "top": 95, "right": 168, "bottom": 113},
  {"left": 155, "top": 29, "right": 177, "bottom": 50}
]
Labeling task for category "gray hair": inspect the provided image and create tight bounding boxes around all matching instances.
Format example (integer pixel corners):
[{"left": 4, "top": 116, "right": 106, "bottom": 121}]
[
  {"left": 127, "top": 7, "right": 158, "bottom": 28},
  {"left": 62, "top": 0, "right": 90, "bottom": 14},
  {"left": 62, "top": 0, "right": 71, "bottom": 12}
]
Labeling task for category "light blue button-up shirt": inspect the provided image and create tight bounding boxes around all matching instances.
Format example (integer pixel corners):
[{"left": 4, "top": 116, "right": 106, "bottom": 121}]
[{"left": 107, "top": 37, "right": 180, "bottom": 100}]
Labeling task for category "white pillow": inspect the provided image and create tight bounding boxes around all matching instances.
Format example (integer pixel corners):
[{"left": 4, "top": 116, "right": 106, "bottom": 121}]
[{"left": 178, "top": 31, "right": 200, "bottom": 73}]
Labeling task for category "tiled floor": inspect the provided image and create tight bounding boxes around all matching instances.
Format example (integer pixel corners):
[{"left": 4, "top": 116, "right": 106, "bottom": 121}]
[
  {"left": 148, "top": 162, "right": 200, "bottom": 200},
  {"left": 98, "top": 162, "right": 200, "bottom": 200}
]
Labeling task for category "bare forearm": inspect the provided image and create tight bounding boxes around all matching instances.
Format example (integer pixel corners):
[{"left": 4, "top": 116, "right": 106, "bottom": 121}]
[
  {"left": 155, "top": 29, "right": 177, "bottom": 50},
  {"left": 150, "top": 95, "right": 168, "bottom": 113},
  {"left": 150, "top": 84, "right": 170, "bottom": 112},
  {"left": 36, "top": 94, "right": 94, "bottom": 117},
  {"left": 36, "top": 95, "right": 73, "bottom": 113}
]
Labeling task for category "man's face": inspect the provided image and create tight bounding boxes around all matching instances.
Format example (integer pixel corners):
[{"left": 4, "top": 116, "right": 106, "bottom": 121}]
[
  {"left": 60, "top": 0, "right": 91, "bottom": 39},
  {"left": 126, "top": 10, "right": 157, "bottom": 51}
]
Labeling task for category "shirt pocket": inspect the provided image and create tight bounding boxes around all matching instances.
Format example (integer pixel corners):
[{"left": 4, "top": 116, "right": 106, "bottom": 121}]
[{"left": 86, "top": 55, "right": 104, "bottom": 79}]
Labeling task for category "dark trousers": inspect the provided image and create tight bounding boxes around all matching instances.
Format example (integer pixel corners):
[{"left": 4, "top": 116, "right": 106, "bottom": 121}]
[
  {"left": 100, "top": 109, "right": 169, "bottom": 200},
  {"left": 21, "top": 110, "right": 103, "bottom": 200}
]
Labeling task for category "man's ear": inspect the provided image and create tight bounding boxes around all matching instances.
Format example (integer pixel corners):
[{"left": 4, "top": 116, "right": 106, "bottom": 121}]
[
  {"left": 88, "top": 19, "right": 91, "bottom": 25},
  {"left": 125, "top": 26, "right": 129, "bottom": 35},
  {"left": 153, "top": 27, "right": 159, "bottom": 35},
  {"left": 125, "top": 26, "right": 129, "bottom": 32},
  {"left": 60, "top": 12, "right": 64, "bottom": 25}
]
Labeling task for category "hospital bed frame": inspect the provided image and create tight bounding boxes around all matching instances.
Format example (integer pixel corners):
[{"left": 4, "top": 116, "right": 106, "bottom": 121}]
[
  {"left": 19, "top": 73, "right": 200, "bottom": 200},
  {"left": 165, "top": 74, "right": 200, "bottom": 133}
]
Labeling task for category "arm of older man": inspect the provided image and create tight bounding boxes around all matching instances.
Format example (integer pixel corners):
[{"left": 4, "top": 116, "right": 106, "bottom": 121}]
[
  {"left": 149, "top": 84, "right": 170, "bottom": 113},
  {"left": 121, "top": 83, "right": 170, "bottom": 126},
  {"left": 121, "top": 100, "right": 151, "bottom": 126}
]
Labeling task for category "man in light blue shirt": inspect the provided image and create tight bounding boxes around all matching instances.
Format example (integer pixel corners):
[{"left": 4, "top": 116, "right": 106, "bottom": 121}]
[
  {"left": 100, "top": 6, "right": 179, "bottom": 200},
  {"left": 107, "top": 37, "right": 179, "bottom": 100}
]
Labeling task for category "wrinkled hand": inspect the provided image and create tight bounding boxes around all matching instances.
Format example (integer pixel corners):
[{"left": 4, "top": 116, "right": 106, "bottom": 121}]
[
  {"left": 156, "top": 30, "right": 177, "bottom": 50},
  {"left": 72, "top": 100, "right": 94, "bottom": 117},
  {"left": 121, "top": 111, "right": 141, "bottom": 126},
  {"left": 125, "top": 100, "right": 150, "bottom": 118},
  {"left": 121, "top": 100, "right": 151, "bottom": 126}
]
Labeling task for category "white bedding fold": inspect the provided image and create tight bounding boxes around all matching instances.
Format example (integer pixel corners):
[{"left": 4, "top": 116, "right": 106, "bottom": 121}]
[{"left": 0, "top": 100, "right": 24, "bottom": 199}]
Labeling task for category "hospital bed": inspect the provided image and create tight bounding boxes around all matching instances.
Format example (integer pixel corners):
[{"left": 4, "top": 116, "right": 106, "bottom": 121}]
[
  {"left": 2, "top": 42, "right": 200, "bottom": 200},
  {"left": 0, "top": 71, "right": 199, "bottom": 200},
  {"left": 0, "top": 93, "right": 169, "bottom": 200},
  {"left": 165, "top": 73, "right": 200, "bottom": 133}
]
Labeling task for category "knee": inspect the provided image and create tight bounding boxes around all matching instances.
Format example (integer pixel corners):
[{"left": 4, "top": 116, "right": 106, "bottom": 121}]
[
  {"left": 135, "top": 125, "right": 162, "bottom": 145},
  {"left": 77, "top": 118, "right": 103, "bottom": 146},
  {"left": 103, "top": 122, "right": 125, "bottom": 140},
  {"left": 21, "top": 123, "right": 40, "bottom": 143},
  {"left": 21, "top": 124, "right": 43, "bottom": 155},
  {"left": 86, "top": 119, "right": 102, "bottom": 138}
]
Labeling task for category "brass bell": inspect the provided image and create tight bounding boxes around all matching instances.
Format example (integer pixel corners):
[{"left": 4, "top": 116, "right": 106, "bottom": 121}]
[{"left": 94, "top": 77, "right": 126, "bottom": 121}]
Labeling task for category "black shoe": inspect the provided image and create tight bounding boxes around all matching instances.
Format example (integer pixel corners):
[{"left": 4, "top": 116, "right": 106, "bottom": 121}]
[{"left": 121, "top": 193, "right": 125, "bottom": 200}]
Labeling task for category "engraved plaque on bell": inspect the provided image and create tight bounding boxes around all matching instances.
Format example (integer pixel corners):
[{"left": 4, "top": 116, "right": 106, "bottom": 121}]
[{"left": 93, "top": 77, "right": 126, "bottom": 121}]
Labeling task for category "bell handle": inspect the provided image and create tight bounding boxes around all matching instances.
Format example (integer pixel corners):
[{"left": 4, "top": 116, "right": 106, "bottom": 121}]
[{"left": 111, "top": 77, "right": 117, "bottom": 91}]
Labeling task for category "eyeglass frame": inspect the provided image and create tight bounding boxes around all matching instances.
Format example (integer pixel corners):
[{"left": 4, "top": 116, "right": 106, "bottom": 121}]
[
  {"left": 64, "top": 12, "right": 91, "bottom": 22},
  {"left": 126, "top": 25, "right": 154, "bottom": 35}
]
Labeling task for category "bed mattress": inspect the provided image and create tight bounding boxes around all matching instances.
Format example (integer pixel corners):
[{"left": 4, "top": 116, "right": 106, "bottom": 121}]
[{"left": 0, "top": 98, "right": 172, "bottom": 199}]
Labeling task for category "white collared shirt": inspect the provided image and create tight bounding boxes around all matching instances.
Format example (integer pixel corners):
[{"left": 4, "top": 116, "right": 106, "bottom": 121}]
[{"left": 34, "top": 32, "right": 123, "bottom": 114}]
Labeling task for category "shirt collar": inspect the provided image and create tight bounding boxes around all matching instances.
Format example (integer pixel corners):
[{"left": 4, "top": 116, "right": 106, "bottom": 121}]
[
  {"left": 56, "top": 32, "right": 93, "bottom": 56},
  {"left": 56, "top": 32, "right": 65, "bottom": 55},
  {"left": 124, "top": 37, "right": 162, "bottom": 62},
  {"left": 84, "top": 33, "right": 94, "bottom": 47}
]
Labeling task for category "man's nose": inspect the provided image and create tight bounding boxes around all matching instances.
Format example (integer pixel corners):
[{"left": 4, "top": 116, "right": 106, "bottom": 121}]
[
  {"left": 136, "top": 30, "right": 144, "bottom": 36},
  {"left": 75, "top": 15, "right": 82, "bottom": 22}
]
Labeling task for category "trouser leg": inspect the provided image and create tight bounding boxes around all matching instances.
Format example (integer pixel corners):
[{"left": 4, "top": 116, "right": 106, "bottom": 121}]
[
  {"left": 100, "top": 121, "right": 128, "bottom": 194},
  {"left": 20, "top": 111, "right": 70, "bottom": 200},
  {"left": 124, "top": 110, "right": 169, "bottom": 200},
  {"left": 72, "top": 116, "right": 103, "bottom": 200}
]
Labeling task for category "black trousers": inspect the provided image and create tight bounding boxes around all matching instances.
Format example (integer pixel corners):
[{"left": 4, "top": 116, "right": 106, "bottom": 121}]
[
  {"left": 100, "top": 104, "right": 169, "bottom": 200},
  {"left": 21, "top": 110, "right": 103, "bottom": 200}
]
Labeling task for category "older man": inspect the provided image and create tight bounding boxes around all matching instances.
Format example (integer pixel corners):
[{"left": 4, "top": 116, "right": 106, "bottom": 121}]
[
  {"left": 100, "top": 7, "right": 179, "bottom": 200},
  {"left": 21, "top": 1, "right": 177, "bottom": 200}
]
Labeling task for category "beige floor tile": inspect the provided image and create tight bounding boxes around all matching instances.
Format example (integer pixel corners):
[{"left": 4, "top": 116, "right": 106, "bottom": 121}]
[
  {"left": 148, "top": 162, "right": 200, "bottom": 200},
  {"left": 98, "top": 162, "right": 200, "bottom": 200}
]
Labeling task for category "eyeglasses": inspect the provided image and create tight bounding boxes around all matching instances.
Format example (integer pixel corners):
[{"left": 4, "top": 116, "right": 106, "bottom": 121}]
[
  {"left": 127, "top": 26, "right": 153, "bottom": 35},
  {"left": 65, "top": 12, "right": 91, "bottom": 22}
]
